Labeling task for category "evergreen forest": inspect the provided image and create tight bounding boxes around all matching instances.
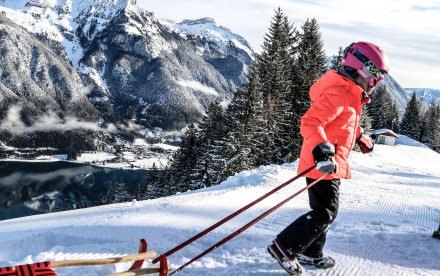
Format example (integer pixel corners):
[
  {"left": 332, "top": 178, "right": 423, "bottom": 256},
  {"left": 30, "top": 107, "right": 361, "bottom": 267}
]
[{"left": 57, "top": 8, "right": 440, "bottom": 211}]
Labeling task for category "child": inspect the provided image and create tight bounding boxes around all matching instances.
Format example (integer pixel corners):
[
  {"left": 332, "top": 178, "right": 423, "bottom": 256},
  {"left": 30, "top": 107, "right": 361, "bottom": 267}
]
[{"left": 268, "top": 42, "right": 389, "bottom": 275}]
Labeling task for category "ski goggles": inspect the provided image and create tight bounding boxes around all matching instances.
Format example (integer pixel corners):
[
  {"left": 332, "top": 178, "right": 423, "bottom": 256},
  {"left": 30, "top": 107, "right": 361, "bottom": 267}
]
[
  {"left": 358, "top": 61, "right": 384, "bottom": 88},
  {"left": 346, "top": 47, "right": 384, "bottom": 87}
]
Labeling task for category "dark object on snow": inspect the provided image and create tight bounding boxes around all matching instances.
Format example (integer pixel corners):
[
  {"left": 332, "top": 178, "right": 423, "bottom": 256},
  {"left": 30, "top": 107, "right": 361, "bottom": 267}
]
[
  {"left": 297, "top": 254, "right": 336, "bottom": 269},
  {"left": 433, "top": 225, "right": 440, "bottom": 240},
  {"left": 268, "top": 239, "right": 303, "bottom": 275}
]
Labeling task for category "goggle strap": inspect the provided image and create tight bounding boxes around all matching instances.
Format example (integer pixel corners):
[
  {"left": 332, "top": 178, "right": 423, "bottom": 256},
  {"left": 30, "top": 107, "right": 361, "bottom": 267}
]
[{"left": 343, "top": 43, "right": 356, "bottom": 57}]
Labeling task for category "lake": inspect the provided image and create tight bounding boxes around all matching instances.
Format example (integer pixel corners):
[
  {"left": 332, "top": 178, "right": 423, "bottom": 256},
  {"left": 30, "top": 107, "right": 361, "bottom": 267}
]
[{"left": 0, "top": 160, "right": 151, "bottom": 220}]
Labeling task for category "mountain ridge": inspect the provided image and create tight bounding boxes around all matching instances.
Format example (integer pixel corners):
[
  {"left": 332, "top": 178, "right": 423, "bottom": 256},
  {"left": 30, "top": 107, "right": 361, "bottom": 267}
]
[{"left": 0, "top": 0, "right": 255, "bottom": 131}]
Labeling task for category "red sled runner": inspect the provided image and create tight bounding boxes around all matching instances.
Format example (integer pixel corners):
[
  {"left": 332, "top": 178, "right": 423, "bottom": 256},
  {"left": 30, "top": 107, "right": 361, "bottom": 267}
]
[{"left": 0, "top": 239, "right": 171, "bottom": 276}]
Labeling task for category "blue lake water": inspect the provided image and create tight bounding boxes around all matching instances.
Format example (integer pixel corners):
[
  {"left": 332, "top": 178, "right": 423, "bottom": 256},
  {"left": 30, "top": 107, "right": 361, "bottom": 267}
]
[{"left": 0, "top": 160, "right": 150, "bottom": 220}]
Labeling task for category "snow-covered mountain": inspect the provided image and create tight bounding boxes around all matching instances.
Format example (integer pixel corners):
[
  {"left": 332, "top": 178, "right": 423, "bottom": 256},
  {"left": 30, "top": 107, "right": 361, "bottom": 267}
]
[
  {"left": 383, "top": 74, "right": 412, "bottom": 117},
  {"left": 0, "top": 0, "right": 254, "bottom": 130},
  {"left": 0, "top": 135, "right": 439, "bottom": 275},
  {"left": 160, "top": 17, "right": 254, "bottom": 60},
  {"left": 0, "top": 13, "right": 99, "bottom": 123},
  {"left": 369, "top": 72, "right": 440, "bottom": 117},
  {"left": 406, "top": 88, "right": 440, "bottom": 104}
]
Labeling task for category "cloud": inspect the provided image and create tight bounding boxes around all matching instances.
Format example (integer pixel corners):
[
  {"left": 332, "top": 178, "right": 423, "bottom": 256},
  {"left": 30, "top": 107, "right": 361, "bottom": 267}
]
[
  {"left": 177, "top": 79, "right": 219, "bottom": 96},
  {"left": 139, "top": 0, "right": 440, "bottom": 89},
  {"left": 0, "top": 105, "right": 118, "bottom": 135},
  {"left": 412, "top": 4, "right": 440, "bottom": 11}
]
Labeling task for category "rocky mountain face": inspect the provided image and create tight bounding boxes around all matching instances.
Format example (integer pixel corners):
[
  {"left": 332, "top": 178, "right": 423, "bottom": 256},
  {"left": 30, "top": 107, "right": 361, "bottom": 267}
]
[
  {"left": 405, "top": 88, "right": 440, "bottom": 104},
  {"left": 0, "top": 0, "right": 254, "bottom": 131},
  {"left": 380, "top": 75, "right": 440, "bottom": 116},
  {"left": 0, "top": 13, "right": 99, "bottom": 124},
  {"left": 383, "top": 74, "right": 412, "bottom": 117}
]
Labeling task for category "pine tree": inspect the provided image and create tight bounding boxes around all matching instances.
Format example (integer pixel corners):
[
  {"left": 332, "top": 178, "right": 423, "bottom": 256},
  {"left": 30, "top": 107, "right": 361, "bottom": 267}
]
[
  {"left": 420, "top": 100, "right": 440, "bottom": 151},
  {"left": 113, "top": 179, "right": 131, "bottom": 203},
  {"left": 369, "top": 85, "right": 393, "bottom": 130},
  {"left": 330, "top": 46, "right": 344, "bottom": 71},
  {"left": 76, "top": 196, "right": 91, "bottom": 209},
  {"left": 104, "top": 187, "right": 116, "bottom": 204},
  {"left": 258, "top": 7, "right": 297, "bottom": 164},
  {"left": 289, "top": 18, "right": 327, "bottom": 159},
  {"left": 400, "top": 92, "right": 421, "bottom": 140},
  {"left": 168, "top": 124, "right": 200, "bottom": 193},
  {"left": 149, "top": 163, "right": 159, "bottom": 187},
  {"left": 388, "top": 102, "right": 400, "bottom": 132},
  {"left": 56, "top": 196, "right": 72, "bottom": 211},
  {"left": 94, "top": 193, "right": 105, "bottom": 206},
  {"left": 359, "top": 104, "right": 373, "bottom": 135},
  {"left": 139, "top": 163, "right": 160, "bottom": 199},
  {"left": 224, "top": 88, "right": 251, "bottom": 175},
  {"left": 244, "top": 64, "right": 267, "bottom": 167},
  {"left": 156, "top": 166, "right": 171, "bottom": 197},
  {"left": 134, "top": 182, "right": 143, "bottom": 200},
  {"left": 193, "top": 101, "right": 228, "bottom": 188},
  {"left": 225, "top": 61, "right": 265, "bottom": 175}
]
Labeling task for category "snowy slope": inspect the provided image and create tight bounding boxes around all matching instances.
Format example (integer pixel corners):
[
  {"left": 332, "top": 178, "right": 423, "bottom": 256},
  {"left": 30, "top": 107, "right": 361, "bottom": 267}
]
[{"left": 1, "top": 137, "right": 440, "bottom": 275}]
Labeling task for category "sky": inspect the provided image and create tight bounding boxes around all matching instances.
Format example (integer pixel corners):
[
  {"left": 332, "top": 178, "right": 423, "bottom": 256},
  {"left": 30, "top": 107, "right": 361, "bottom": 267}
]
[{"left": 137, "top": 0, "right": 440, "bottom": 90}]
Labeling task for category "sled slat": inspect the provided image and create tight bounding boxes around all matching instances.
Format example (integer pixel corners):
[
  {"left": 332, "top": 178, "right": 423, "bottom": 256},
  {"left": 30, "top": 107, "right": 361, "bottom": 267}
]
[{"left": 51, "top": 252, "right": 156, "bottom": 268}]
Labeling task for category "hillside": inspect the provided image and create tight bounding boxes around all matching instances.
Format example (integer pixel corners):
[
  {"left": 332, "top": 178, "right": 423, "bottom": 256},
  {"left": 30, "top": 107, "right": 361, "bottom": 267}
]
[
  {"left": 0, "top": 13, "right": 99, "bottom": 123},
  {"left": 1, "top": 135, "right": 439, "bottom": 275},
  {"left": 384, "top": 74, "right": 411, "bottom": 117},
  {"left": 0, "top": 0, "right": 254, "bottom": 130},
  {"left": 406, "top": 88, "right": 440, "bottom": 105}
]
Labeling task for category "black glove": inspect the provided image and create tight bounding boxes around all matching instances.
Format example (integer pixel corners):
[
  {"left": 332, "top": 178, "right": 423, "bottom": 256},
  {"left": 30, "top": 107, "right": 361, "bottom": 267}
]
[
  {"left": 312, "top": 142, "right": 338, "bottom": 174},
  {"left": 357, "top": 134, "right": 374, "bottom": 153}
]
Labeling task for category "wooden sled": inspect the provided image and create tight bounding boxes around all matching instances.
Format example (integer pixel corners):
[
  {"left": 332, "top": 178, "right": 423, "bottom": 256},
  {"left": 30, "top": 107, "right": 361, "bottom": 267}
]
[{"left": 0, "top": 239, "right": 171, "bottom": 276}]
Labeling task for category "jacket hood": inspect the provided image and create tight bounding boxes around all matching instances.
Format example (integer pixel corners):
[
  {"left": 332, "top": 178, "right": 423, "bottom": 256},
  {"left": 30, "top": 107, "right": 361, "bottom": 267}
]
[{"left": 309, "top": 70, "right": 363, "bottom": 102}]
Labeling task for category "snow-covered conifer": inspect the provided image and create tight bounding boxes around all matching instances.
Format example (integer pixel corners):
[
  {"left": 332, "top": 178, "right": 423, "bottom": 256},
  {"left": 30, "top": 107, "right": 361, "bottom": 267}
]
[
  {"left": 400, "top": 92, "right": 422, "bottom": 140},
  {"left": 289, "top": 18, "right": 326, "bottom": 159}
]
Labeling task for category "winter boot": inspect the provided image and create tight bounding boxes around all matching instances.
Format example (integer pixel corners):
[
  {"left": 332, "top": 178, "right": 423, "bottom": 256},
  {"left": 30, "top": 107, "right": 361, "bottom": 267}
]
[
  {"left": 268, "top": 238, "right": 303, "bottom": 275},
  {"left": 433, "top": 225, "right": 440, "bottom": 240},
  {"left": 297, "top": 254, "right": 336, "bottom": 269}
]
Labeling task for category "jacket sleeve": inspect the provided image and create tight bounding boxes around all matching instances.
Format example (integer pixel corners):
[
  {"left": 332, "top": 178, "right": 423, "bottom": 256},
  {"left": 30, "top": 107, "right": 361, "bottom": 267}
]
[
  {"left": 355, "top": 126, "right": 362, "bottom": 139},
  {"left": 300, "top": 89, "right": 347, "bottom": 148}
]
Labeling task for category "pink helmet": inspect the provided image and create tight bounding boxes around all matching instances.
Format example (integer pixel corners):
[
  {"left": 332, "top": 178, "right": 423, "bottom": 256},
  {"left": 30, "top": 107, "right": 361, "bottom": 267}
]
[{"left": 342, "top": 42, "right": 389, "bottom": 87}]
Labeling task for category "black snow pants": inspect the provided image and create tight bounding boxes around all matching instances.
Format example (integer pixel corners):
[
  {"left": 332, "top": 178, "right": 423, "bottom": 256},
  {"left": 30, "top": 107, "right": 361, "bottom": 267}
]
[{"left": 277, "top": 177, "right": 340, "bottom": 258}]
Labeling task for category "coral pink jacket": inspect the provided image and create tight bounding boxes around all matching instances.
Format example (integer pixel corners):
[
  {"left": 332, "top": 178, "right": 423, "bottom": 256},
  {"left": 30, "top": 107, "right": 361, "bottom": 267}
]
[{"left": 297, "top": 70, "right": 364, "bottom": 180}]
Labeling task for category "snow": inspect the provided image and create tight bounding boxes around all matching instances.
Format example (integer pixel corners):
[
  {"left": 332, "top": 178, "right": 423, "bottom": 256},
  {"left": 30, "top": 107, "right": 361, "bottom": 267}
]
[
  {"left": 406, "top": 88, "right": 440, "bottom": 104},
  {"left": 1, "top": 135, "right": 439, "bottom": 275},
  {"left": 160, "top": 17, "right": 254, "bottom": 58},
  {"left": 74, "top": 152, "right": 116, "bottom": 163},
  {"left": 373, "top": 128, "right": 400, "bottom": 138},
  {"left": 0, "top": 0, "right": 171, "bottom": 67},
  {"left": 177, "top": 79, "right": 220, "bottom": 97}
]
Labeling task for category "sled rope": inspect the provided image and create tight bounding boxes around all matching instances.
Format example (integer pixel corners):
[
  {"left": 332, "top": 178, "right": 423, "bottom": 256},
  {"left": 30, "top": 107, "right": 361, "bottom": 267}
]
[
  {"left": 169, "top": 173, "right": 327, "bottom": 275},
  {"left": 152, "top": 165, "right": 316, "bottom": 264}
]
